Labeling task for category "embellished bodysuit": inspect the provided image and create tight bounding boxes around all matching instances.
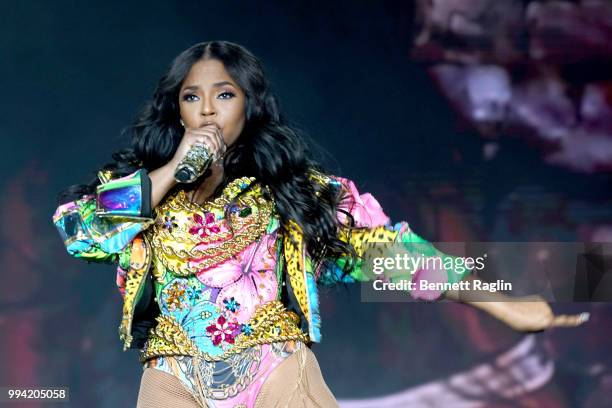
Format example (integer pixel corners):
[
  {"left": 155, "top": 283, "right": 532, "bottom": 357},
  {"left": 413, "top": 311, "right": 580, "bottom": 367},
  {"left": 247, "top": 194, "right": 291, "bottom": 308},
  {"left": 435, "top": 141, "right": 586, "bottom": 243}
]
[{"left": 138, "top": 177, "right": 310, "bottom": 406}]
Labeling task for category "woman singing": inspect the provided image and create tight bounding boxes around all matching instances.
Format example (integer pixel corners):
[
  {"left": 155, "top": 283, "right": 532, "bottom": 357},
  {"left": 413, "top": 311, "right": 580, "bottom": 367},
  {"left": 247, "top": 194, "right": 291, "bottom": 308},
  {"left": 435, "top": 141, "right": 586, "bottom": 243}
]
[{"left": 52, "top": 41, "right": 588, "bottom": 407}]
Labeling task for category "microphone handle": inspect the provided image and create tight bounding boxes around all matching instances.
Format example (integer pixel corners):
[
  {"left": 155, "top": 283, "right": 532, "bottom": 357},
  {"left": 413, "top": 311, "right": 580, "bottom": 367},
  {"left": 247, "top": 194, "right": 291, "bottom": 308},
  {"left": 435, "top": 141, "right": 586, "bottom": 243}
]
[{"left": 173, "top": 144, "right": 214, "bottom": 183}]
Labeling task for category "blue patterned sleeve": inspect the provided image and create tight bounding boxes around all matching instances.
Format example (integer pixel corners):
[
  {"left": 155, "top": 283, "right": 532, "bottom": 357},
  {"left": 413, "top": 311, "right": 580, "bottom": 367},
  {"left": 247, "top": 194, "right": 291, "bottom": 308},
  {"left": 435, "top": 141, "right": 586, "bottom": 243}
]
[{"left": 52, "top": 168, "right": 155, "bottom": 264}]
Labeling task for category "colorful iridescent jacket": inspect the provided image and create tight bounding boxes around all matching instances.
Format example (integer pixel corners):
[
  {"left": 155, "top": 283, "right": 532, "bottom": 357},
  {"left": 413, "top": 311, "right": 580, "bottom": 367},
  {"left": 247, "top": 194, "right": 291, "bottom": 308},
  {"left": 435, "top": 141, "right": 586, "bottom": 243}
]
[{"left": 52, "top": 168, "right": 468, "bottom": 360}]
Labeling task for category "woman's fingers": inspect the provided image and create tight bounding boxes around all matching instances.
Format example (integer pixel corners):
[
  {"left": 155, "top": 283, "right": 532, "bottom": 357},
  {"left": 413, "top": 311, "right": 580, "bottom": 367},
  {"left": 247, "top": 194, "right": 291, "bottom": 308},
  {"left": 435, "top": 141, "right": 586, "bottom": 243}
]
[
  {"left": 185, "top": 125, "right": 225, "bottom": 159},
  {"left": 184, "top": 135, "right": 217, "bottom": 158},
  {"left": 188, "top": 137, "right": 215, "bottom": 160},
  {"left": 487, "top": 295, "right": 592, "bottom": 332},
  {"left": 550, "top": 312, "right": 590, "bottom": 328}
]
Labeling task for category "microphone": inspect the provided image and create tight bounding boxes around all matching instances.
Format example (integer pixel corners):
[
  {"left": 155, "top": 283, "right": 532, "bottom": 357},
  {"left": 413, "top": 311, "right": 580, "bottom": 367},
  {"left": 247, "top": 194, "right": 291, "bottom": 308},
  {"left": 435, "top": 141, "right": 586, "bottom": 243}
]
[{"left": 173, "top": 143, "right": 214, "bottom": 183}]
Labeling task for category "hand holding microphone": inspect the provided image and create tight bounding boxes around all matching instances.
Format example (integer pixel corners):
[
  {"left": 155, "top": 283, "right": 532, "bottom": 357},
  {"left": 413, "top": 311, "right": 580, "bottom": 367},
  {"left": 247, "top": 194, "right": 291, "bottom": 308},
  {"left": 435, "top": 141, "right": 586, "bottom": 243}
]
[{"left": 172, "top": 122, "right": 227, "bottom": 183}]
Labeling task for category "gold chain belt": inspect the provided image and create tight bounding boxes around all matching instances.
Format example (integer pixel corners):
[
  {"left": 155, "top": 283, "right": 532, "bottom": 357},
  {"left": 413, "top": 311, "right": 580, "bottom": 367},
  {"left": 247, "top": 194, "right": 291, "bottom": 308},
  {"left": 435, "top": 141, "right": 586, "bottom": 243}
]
[{"left": 140, "top": 300, "right": 309, "bottom": 363}]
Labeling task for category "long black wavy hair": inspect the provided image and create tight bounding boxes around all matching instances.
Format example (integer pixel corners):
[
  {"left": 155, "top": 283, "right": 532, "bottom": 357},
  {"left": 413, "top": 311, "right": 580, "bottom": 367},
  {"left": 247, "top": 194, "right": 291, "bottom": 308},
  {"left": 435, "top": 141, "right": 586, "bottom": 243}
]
[{"left": 58, "top": 40, "right": 360, "bottom": 278}]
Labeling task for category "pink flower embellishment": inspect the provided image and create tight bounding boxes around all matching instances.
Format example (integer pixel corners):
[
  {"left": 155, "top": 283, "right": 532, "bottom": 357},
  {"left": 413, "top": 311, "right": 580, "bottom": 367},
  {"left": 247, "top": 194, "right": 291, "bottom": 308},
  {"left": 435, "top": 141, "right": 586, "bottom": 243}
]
[
  {"left": 189, "top": 212, "right": 220, "bottom": 238},
  {"left": 205, "top": 315, "right": 241, "bottom": 346}
]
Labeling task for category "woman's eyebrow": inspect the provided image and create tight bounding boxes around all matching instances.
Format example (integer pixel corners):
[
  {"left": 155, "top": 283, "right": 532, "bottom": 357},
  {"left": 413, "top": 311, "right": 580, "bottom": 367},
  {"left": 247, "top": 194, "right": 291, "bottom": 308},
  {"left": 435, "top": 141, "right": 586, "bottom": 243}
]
[{"left": 182, "top": 81, "right": 236, "bottom": 91}]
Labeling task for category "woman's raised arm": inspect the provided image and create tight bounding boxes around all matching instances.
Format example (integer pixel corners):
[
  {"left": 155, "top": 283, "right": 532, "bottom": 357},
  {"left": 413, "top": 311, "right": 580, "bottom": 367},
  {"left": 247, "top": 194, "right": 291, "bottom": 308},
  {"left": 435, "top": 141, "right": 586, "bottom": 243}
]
[{"left": 149, "top": 162, "right": 178, "bottom": 209}]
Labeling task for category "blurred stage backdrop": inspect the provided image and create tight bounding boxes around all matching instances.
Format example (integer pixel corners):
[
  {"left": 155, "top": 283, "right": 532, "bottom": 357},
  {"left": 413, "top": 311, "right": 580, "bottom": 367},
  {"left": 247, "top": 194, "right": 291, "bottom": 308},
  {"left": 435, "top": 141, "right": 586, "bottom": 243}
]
[{"left": 2, "top": 1, "right": 612, "bottom": 407}]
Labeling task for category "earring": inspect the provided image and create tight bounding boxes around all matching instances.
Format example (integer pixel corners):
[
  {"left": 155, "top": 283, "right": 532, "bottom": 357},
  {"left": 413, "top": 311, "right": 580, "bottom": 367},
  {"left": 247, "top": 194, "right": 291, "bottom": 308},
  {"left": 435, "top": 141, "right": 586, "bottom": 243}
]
[{"left": 180, "top": 119, "right": 185, "bottom": 127}]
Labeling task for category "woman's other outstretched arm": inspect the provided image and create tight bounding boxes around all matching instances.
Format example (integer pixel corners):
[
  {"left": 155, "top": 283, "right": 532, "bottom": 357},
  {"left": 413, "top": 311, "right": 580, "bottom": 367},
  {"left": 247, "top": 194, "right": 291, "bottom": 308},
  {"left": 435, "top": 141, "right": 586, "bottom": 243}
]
[
  {"left": 317, "top": 175, "right": 589, "bottom": 332},
  {"left": 443, "top": 275, "right": 590, "bottom": 331}
]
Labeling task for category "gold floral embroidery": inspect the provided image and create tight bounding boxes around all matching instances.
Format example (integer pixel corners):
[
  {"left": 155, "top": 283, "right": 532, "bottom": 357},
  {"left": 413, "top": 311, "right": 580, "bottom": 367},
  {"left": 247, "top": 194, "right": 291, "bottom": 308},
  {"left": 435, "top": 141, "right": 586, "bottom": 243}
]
[
  {"left": 146, "top": 177, "right": 275, "bottom": 276},
  {"left": 163, "top": 281, "right": 187, "bottom": 311}
]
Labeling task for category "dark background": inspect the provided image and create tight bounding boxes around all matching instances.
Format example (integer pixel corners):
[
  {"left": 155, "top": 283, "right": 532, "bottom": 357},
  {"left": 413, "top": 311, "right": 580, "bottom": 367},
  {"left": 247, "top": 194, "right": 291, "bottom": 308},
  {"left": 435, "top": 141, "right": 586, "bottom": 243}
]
[{"left": 2, "top": 1, "right": 611, "bottom": 407}]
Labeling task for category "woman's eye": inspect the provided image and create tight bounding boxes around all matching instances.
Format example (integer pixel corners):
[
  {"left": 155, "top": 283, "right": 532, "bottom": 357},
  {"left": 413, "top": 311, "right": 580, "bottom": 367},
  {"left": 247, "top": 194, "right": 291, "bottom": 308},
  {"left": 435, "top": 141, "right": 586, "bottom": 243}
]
[
  {"left": 218, "top": 91, "right": 235, "bottom": 99},
  {"left": 183, "top": 94, "right": 198, "bottom": 102}
]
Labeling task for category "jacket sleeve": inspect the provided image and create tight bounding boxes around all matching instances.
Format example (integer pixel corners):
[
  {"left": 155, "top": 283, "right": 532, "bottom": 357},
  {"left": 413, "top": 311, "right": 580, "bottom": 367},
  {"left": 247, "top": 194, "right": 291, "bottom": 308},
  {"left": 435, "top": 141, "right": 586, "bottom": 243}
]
[
  {"left": 317, "top": 175, "right": 471, "bottom": 301},
  {"left": 52, "top": 168, "right": 155, "bottom": 265}
]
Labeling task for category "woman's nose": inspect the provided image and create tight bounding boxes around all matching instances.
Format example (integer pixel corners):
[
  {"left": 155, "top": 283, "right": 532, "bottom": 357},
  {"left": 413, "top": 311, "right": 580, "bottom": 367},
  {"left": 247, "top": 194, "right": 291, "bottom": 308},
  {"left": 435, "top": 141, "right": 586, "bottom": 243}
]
[{"left": 201, "top": 96, "right": 216, "bottom": 116}]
